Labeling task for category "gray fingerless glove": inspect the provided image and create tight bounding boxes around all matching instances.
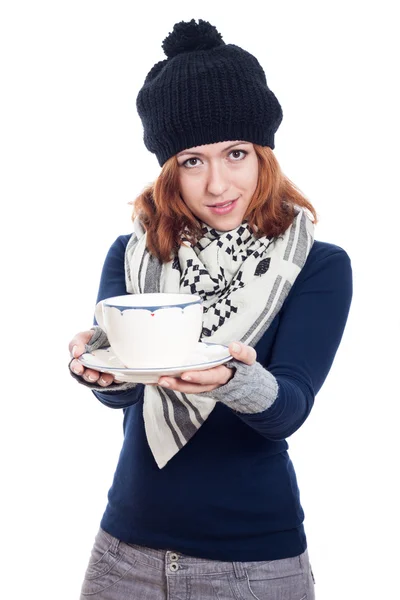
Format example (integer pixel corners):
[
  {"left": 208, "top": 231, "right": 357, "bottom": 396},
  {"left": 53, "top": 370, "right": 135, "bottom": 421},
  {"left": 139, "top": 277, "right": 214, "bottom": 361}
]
[
  {"left": 197, "top": 359, "right": 278, "bottom": 414},
  {"left": 68, "top": 326, "right": 138, "bottom": 393}
]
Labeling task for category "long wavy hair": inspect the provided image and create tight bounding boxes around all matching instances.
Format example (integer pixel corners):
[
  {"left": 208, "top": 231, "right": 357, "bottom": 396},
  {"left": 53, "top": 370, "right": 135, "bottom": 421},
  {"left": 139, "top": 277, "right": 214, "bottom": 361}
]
[{"left": 131, "top": 145, "right": 317, "bottom": 263}]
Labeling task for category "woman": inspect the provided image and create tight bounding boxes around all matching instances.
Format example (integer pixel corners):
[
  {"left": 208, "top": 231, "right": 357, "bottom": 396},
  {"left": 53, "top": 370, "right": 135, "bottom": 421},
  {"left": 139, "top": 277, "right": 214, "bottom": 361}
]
[{"left": 69, "top": 19, "right": 352, "bottom": 599}]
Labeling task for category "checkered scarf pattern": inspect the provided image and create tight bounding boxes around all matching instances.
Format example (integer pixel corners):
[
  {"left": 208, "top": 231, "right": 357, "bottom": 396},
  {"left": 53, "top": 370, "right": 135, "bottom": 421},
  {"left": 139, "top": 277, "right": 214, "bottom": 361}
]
[{"left": 125, "top": 210, "right": 314, "bottom": 468}]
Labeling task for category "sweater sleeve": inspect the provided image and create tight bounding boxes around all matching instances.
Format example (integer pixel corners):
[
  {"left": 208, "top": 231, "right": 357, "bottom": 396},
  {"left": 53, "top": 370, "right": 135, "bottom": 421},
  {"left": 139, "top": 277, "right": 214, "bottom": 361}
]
[
  {"left": 199, "top": 247, "right": 353, "bottom": 440},
  {"left": 90, "top": 234, "right": 145, "bottom": 409}
]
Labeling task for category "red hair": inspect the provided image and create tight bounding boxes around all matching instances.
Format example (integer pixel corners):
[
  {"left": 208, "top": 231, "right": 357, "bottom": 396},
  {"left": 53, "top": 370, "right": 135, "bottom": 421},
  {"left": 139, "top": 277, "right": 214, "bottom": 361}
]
[{"left": 132, "top": 145, "right": 317, "bottom": 263}]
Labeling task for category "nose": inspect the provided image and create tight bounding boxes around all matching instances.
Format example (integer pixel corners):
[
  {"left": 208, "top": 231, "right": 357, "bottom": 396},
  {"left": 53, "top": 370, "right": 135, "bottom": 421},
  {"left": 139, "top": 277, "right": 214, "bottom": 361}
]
[{"left": 206, "top": 161, "right": 230, "bottom": 197}]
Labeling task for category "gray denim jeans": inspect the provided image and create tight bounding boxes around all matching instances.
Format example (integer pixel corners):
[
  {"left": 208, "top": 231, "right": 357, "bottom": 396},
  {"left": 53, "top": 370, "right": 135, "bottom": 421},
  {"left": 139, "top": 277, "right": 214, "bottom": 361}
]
[{"left": 80, "top": 527, "right": 315, "bottom": 599}]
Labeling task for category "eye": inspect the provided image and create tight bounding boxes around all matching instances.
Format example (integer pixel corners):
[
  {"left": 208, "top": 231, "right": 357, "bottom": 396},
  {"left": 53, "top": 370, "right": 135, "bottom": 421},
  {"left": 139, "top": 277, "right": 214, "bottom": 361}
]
[
  {"left": 229, "top": 149, "right": 248, "bottom": 160},
  {"left": 181, "top": 157, "right": 201, "bottom": 169}
]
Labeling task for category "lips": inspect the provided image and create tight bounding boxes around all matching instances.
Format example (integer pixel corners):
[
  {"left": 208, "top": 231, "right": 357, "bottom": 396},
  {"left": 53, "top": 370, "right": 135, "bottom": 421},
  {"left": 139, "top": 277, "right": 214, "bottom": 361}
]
[
  {"left": 207, "top": 197, "right": 239, "bottom": 208},
  {"left": 207, "top": 198, "right": 239, "bottom": 216}
]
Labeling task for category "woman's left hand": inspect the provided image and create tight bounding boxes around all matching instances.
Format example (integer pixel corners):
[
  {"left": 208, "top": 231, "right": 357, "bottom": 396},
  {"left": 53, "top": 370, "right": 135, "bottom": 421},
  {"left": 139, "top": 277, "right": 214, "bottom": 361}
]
[{"left": 156, "top": 341, "right": 257, "bottom": 394}]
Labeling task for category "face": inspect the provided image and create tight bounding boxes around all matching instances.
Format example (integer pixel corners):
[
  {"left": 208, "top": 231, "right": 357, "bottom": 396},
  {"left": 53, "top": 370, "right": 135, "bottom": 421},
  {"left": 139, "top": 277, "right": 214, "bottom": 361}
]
[{"left": 176, "top": 140, "right": 258, "bottom": 231}]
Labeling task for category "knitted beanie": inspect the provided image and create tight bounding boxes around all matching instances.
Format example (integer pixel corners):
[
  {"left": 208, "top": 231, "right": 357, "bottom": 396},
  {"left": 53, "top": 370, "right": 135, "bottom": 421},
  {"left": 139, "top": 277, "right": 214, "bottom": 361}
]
[{"left": 136, "top": 19, "right": 283, "bottom": 166}]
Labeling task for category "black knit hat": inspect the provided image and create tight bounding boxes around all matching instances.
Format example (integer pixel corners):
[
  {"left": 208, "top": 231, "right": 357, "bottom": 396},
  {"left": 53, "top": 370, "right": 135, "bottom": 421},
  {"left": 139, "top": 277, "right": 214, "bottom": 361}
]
[{"left": 136, "top": 19, "right": 283, "bottom": 166}]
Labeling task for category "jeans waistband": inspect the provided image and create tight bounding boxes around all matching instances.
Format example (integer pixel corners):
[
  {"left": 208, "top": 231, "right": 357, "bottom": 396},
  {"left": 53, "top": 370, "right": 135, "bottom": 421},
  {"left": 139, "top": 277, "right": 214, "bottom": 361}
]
[{"left": 99, "top": 527, "right": 307, "bottom": 578}]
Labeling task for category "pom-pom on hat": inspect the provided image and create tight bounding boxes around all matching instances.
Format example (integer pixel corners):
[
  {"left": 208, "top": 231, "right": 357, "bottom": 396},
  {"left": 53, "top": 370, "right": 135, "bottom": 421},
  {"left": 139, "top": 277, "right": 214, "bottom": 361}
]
[{"left": 136, "top": 19, "right": 283, "bottom": 166}]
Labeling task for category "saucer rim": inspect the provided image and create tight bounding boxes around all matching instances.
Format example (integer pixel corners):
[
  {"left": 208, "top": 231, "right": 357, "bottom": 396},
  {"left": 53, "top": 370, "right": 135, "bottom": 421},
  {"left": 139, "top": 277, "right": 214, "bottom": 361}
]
[{"left": 78, "top": 341, "right": 231, "bottom": 374}]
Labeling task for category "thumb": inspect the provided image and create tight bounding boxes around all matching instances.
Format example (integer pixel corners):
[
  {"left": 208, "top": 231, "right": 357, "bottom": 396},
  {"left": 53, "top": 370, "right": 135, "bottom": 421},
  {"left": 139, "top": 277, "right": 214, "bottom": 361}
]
[
  {"left": 69, "top": 330, "right": 94, "bottom": 358},
  {"left": 71, "top": 343, "right": 85, "bottom": 359},
  {"left": 229, "top": 342, "right": 257, "bottom": 365}
]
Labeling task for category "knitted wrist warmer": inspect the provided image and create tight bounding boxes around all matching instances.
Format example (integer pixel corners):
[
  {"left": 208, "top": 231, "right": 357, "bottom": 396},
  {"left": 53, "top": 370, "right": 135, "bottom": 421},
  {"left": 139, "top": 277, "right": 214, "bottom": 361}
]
[{"left": 197, "top": 359, "right": 278, "bottom": 414}]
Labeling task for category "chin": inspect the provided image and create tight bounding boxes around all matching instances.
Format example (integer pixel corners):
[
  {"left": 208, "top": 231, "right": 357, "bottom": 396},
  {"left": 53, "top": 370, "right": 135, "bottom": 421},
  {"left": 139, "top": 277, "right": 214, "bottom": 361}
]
[{"left": 211, "top": 217, "right": 244, "bottom": 231}]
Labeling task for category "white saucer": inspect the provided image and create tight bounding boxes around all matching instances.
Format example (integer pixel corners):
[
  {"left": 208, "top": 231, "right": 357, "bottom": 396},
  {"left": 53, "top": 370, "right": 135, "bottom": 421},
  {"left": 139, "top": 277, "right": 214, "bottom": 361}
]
[{"left": 78, "top": 341, "right": 232, "bottom": 384}]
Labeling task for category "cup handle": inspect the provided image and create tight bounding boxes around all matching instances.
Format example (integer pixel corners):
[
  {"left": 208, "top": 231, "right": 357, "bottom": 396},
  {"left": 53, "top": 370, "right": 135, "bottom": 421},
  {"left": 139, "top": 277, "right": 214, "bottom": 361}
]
[{"left": 94, "top": 300, "right": 107, "bottom": 333}]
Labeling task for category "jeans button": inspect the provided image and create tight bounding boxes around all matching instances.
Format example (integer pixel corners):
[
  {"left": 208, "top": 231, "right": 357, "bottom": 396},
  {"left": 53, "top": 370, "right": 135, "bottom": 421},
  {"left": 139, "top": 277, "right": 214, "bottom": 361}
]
[
  {"left": 170, "top": 553, "right": 179, "bottom": 561},
  {"left": 169, "top": 562, "right": 179, "bottom": 572}
]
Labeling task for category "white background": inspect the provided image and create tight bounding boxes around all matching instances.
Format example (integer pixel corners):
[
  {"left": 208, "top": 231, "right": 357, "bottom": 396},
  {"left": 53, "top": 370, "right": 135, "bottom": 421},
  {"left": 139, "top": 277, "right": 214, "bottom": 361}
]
[{"left": 1, "top": 1, "right": 399, "bottom": 598}]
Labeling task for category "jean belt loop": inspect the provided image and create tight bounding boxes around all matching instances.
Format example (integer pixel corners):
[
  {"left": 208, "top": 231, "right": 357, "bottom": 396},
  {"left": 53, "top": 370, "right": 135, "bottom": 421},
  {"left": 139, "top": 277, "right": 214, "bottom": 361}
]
[
  {"left": 109, "top": 535, "right": 120, "bottom": 557},
  {"left": 233, "top": 561, "right": 246, "bottom": 579}
]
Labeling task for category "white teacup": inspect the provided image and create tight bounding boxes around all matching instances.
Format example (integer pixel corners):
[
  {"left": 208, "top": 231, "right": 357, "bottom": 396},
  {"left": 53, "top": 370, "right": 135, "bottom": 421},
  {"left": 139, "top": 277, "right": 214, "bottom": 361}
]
[{"left": 94, "top": 293, "right": 203, "bottom": 369}]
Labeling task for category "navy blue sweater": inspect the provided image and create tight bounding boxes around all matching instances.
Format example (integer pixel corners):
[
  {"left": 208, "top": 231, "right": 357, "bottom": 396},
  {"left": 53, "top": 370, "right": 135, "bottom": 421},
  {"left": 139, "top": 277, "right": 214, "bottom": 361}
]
[{"left": 92, "top": 235, "right": 352, "bottom": 561}]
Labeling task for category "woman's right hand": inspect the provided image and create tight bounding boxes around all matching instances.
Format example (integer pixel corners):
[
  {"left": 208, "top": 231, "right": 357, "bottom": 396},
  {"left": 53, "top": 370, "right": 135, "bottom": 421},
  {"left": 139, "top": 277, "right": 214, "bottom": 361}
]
[{"left": 69, "top": 331, "right": 115, "bottom": 387}]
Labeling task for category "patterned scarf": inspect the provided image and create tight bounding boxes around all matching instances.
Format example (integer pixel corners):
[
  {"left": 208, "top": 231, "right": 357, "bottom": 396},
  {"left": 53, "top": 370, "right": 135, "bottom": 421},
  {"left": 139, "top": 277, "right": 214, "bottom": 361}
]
[{"left": 125, "top": 209, "right": 314, "bottom": 468}]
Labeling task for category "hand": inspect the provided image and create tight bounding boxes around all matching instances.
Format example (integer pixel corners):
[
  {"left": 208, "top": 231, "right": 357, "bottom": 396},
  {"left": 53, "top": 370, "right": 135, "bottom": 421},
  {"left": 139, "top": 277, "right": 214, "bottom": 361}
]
[
  {"left": 156, "top": 341, "right": 256, "bottom": 394},
  {"left": 68, "top": 330, "right": 115, "bottom": 387}
]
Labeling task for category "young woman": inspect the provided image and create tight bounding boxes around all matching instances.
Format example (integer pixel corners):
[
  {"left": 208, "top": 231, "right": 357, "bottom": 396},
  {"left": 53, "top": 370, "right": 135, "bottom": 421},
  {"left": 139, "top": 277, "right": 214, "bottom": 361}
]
[{"left": 69, "top": 19, "right": 352, "bottom": 599}]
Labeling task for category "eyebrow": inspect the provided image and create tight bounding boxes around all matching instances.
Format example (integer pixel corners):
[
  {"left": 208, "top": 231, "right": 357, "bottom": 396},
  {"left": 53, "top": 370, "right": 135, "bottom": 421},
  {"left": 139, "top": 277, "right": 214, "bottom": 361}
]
[{"left": 176, "top": 141, "right": 251, "bottom": 158}]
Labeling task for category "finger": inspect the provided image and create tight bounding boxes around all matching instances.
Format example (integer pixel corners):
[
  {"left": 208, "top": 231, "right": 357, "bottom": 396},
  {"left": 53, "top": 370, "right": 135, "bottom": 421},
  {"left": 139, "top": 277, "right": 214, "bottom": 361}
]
[
  {"left": 68, "top": 331, "right": 93, "bottom": 358},
  {"left": 158, "top": 365, "right": 231, "bottom": 391},
  {"left": 158, "top": 377, "right": 217, "bottom": 394},
  {"left": 228, "top": 342, "right": 257, "bottom": 365},
  {"left": 179, "top": 365, "right": 230, "bottom": 385},
  {"left": 70, "top": 359, "right": 84, "bottom": 376},
  {"left": 69, "top": 339, "right": 88, "bottom": 359},
  {"left": 98, "top": 373, "right": 115, "bottom": 387},
  {"left": 82, "top": 369, "right": 100, "bottom": 384}
]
